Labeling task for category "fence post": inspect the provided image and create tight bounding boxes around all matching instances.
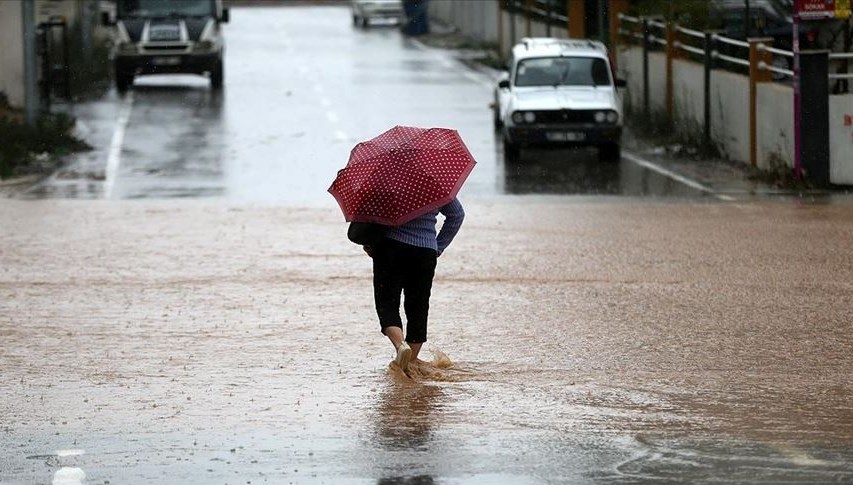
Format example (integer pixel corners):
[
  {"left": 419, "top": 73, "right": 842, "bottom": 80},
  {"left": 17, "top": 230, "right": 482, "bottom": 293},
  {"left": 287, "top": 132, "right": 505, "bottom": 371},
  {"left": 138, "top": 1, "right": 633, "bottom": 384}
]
[
  {"left": 703, "top": 31, "right": 716, "bottom": 146},
  {"left": 748, "top": 37, "right": 773, "bottom": 167},
  {"left": 609, "top": 0, "right": 629, "bottom": 70},
  {"left": 568, "top": 0, "right": 584, "bottom": 38},
  {"left": 665, "top": 22, "right": 679, "bottom": 124},
  {"left": 799, "top": 50, "right": 831, "bottom": 186},
  {"left": 642, "top": 17, "right": 650, "bottom": 120}
]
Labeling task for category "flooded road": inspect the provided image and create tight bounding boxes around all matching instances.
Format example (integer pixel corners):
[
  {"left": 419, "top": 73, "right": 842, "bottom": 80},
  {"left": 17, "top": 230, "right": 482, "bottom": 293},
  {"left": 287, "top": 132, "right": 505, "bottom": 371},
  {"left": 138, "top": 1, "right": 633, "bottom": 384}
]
[
  {"left": 2, "top": 198, "right": 852, "bottom": 483},
  {"left": 3, "top": 3, "right": 853, "bottom": 484}
]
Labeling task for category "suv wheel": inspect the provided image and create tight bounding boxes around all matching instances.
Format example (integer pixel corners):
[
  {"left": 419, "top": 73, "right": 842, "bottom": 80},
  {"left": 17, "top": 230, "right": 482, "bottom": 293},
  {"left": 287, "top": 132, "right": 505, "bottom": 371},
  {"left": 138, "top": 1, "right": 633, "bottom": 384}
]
[
  {"left": 599, "top": 143, "right": 621, "bottom": 162},
  {"left": 115, "top": 68, "right": 133, "bottom": 93},
  {"left": 211, "top": 61, "right": 224, "bottom": 90}
]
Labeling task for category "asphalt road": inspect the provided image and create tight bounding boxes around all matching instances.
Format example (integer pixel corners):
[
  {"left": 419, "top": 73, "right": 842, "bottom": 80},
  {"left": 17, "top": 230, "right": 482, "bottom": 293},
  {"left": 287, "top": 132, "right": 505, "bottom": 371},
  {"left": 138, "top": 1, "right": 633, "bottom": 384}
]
[{"left": 17, "top": 3, "right": 740, "bottom": 202}]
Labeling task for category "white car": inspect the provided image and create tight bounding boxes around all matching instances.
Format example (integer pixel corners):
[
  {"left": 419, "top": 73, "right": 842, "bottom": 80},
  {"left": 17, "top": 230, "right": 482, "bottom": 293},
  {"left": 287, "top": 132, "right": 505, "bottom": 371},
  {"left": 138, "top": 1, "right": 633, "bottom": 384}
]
[
  {"left": 495, "top": 37, "right": 626, "bottom": 162},
  {"left": 351, "top": 0, "right": 403, "bottom": 27}
]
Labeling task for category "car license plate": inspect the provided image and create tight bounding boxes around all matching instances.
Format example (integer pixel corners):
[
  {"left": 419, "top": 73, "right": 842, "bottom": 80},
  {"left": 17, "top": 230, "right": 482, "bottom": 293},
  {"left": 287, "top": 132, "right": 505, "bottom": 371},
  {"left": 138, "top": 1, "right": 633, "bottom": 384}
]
[
  {"left": 547, "top": 131, "right": 586, "bottom": 142},
  {"left": 152, "top": 56, "right": 181, "bottom": 66}
]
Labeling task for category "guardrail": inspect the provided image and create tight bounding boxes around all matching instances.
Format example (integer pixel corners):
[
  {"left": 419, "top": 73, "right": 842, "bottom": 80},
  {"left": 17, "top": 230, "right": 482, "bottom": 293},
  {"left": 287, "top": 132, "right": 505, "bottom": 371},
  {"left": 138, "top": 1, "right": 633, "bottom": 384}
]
[{"left": 618, "top": 13, "right": 850, "bottom": 86}]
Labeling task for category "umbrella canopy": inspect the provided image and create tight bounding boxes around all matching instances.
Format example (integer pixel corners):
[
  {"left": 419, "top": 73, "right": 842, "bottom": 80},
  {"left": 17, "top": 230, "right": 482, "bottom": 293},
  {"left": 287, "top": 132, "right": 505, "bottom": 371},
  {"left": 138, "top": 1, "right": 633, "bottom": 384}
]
[{"left": 329, "top": 126, "right": 476, "bottom": 226}]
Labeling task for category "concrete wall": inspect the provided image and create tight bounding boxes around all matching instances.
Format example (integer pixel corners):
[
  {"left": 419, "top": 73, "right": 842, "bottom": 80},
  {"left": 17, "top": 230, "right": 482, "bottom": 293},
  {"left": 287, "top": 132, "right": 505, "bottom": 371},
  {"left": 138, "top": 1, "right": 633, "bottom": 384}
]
[
  {"left": 756, "top": 83, "right": 795, "bottom": 171},
  {"left": 0, "top": 2, "right": 25, "bottom": 108},
  {"left": 829, "top": 95, "right": 853, "bottom": 184},
  {"left": 672, "top": 58, "right": 704, "bottom": 129},
  {"left": 428, "top": 1, "right": 569, "bottom": 59},
  {"left": 710, "top": 69, "right": 751, "bottom": 164},
  {"left": 429, "top": 0, "right": 499, "bottom": 44}
]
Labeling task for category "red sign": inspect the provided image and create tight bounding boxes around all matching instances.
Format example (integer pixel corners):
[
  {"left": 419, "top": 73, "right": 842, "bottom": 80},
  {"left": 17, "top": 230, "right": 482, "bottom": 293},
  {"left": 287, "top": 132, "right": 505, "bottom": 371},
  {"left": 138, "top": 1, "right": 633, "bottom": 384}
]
[{"left": 797, "top": 0, "right": 840, "bottom": 19}]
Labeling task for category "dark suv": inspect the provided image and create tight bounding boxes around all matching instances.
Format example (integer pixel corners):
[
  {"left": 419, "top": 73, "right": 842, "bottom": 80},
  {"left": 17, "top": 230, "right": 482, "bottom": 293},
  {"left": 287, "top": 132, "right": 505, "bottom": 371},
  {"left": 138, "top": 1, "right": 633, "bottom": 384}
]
[{"left": 710, "top": 0, "right": 820, "bottom": 74}]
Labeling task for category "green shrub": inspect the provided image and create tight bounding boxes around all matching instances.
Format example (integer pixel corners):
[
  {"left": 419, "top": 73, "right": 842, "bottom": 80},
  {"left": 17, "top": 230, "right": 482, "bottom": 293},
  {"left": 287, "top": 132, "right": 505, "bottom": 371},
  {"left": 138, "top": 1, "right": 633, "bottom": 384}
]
[{"left": 0, "top": 108, "right": 90, "bottom": 179}]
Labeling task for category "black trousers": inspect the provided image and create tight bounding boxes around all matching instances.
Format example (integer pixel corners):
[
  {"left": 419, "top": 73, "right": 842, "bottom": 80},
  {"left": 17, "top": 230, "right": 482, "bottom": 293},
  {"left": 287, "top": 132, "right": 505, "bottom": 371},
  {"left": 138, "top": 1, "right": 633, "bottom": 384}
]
[{"left": 372, "top": 239, "right": 438, "bottom": 344}]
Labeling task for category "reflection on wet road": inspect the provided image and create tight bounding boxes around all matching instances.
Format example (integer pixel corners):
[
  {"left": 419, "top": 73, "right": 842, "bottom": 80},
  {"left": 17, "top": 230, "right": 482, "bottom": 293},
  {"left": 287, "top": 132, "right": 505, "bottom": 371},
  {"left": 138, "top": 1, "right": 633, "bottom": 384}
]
[{"left": 501, "top": 146, "right": 705, "bottom": 197}]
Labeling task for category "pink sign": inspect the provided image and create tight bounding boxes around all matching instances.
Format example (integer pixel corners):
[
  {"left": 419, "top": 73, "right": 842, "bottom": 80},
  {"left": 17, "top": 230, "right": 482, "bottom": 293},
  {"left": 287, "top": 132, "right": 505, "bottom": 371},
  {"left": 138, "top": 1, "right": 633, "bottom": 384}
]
[{"left": 797, "top": 0, "right": 839, "bottom": 19}]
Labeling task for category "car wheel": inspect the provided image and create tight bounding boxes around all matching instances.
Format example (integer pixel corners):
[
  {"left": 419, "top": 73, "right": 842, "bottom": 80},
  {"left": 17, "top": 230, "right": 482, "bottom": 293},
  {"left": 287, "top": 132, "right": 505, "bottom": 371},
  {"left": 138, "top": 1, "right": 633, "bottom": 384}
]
[
  {"left": 115, "top": 68, "right": 133, "bottom": 93},
  {"left": 353, "top": 14, "right": 360, "bottom": 26},
  {"left": 503, "top": 138, "right": 520, "bottom": 161},
  {"left": 210, "top": 61, "right": 224, "bottom": 90},
  {"left": 599, "top": 143, "right": 621, "bottom": 162},
  {"left": 360, "top": 16, "right": 369, "bottom": 28},
  {"left": 493, "top": 106, "right": 503, "bottom": 130}
]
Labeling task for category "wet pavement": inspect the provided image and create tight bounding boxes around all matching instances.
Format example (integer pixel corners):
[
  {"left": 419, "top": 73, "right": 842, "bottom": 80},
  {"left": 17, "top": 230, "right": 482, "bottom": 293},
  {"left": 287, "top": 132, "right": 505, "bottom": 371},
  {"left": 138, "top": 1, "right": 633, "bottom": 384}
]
[
  {"left": 9, "top": 3, "right": 786, "bottom": 203},
  {"left": 2, "top": 3, "right": 853, "bottom": 485}
]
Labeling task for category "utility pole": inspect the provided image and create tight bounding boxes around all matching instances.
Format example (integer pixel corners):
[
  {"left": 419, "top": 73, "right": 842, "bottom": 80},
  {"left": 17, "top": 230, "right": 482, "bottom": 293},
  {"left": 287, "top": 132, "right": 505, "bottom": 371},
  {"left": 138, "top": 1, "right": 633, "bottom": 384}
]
[
  {"left": 22, "top": 0, "right": 39, "bottom": 125},
  {"left": 793, "top": 0, "right": 802, "bottom": 179}
]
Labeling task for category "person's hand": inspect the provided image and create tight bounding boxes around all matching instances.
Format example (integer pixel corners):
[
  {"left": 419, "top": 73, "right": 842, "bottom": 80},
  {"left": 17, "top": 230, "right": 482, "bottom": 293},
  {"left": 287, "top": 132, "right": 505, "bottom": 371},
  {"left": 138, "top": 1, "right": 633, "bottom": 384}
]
[{"left": 363, "top": 245, "right": 375, "bottom": 258}]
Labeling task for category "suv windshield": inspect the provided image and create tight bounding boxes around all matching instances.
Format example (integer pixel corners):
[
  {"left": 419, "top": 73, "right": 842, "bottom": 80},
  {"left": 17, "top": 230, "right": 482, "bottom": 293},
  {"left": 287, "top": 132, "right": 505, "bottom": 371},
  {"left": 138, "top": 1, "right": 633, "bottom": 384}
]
[
  {"left": 515, "top": 57, "right": 611, "bottom": 87},
  {"left": 118, "top": 0, "right": 214, "bottom": 18}
]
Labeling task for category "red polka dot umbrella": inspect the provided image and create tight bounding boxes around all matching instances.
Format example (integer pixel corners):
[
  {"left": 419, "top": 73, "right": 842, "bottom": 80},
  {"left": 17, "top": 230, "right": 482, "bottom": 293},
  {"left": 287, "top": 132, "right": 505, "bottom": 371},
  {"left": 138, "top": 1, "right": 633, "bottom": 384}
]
[{"left": 329, "top": 126, "right": 476, "bottom": 226}]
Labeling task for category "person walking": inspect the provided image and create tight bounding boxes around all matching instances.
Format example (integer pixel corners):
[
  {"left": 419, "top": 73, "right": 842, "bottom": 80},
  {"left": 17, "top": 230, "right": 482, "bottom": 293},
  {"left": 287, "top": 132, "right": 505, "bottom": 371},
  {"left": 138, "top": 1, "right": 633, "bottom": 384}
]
[{"left": 365, "top": 197, "right": 464, "bottom": 373}]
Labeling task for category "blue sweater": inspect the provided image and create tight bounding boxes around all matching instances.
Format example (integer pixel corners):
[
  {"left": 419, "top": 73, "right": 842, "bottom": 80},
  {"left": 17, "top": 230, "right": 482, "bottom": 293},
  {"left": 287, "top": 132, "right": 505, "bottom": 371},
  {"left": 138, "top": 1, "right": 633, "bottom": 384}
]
[{"left": 386, "top": 198, "right": 465, "bottom": 254}]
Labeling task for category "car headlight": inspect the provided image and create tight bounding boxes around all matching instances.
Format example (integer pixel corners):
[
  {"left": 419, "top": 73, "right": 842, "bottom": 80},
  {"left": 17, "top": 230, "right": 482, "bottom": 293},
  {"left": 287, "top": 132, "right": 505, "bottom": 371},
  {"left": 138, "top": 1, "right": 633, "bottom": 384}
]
[
  {"left": 594, "top": 111, "right": 619, "bottom": 124},
  {"left": 511, "top": 111, "right": 535, "bottom": 124},
  {"left": 195, "top": 40, "right": 215, "bottom": 52},
  {"left": 117, "top": 42, "right": 137, "bottom": 54}
]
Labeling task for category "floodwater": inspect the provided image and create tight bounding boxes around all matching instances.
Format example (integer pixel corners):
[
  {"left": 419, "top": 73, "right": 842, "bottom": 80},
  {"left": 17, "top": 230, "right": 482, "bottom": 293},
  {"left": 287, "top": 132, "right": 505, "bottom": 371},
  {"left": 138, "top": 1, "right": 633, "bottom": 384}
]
[{"left": 1, "top": 198, "right": 852, "bottom": 483}]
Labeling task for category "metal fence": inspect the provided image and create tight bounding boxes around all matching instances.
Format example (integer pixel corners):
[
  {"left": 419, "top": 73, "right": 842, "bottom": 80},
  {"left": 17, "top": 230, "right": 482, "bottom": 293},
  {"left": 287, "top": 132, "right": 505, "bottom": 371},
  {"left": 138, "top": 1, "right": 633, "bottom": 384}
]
[
  {"left": 619, "top": 14, "right": 853, "bottom": 88},
  {"left": 616, "top": 14, "right": 846, "bottom": 185}
]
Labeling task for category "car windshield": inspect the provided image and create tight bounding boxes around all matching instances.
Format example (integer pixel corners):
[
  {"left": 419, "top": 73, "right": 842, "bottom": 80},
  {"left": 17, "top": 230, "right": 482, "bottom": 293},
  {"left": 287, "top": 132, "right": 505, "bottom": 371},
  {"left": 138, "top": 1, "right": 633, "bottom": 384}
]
[
  {"left": 515, "top": 57, "right": 611, "bottom": 87},
  {"left": 118, "top": 0, "right": 214, "bottom": 18}
]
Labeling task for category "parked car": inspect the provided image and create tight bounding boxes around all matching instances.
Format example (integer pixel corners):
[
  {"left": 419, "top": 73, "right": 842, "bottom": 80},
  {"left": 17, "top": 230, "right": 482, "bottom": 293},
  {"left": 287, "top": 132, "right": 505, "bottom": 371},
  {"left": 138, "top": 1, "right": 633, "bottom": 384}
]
[
  {"left": 102, "top": 0, "right": 229, "bottom": 92},
  {"left": 495, "top": 37, "right": 626, "bottom": 162},
  {"left": 351, "top": 0, "right": 403, "bottom": 28},
  {"left": 709, "top": 0, "right": 820, "bottom": 77}
]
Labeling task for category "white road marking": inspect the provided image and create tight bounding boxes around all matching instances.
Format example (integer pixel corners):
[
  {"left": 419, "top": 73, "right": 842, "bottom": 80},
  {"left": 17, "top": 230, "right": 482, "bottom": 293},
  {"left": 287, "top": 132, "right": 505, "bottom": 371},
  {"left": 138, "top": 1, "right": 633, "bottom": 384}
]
[
  {"left": 623, "top": 151, "right": 736, "bottom": 201},
  {"left": 320, "top": 97, "right": 332, "bottom": 107},
  {"left": 326, "top": 111, "right": 339, "bottom": 123},
  {"left": 334, "top": 130, "right": 349, "bottom": 141},
  {"left": 104, "top": 92, "right": 134, "bottom": 199}
]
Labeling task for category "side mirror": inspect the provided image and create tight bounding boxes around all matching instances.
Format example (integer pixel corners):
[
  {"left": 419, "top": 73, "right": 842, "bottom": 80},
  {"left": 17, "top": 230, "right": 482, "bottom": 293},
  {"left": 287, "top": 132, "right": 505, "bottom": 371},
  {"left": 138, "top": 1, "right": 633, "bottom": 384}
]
[
  {"left": 498, "top": 79, "right": 510, "bottom": 89},
  {"left": 614, "top": 78, "right": 627, "bottom": 88},
  {"left": 101, "top": 11, "right": 115, "bottom": 26},
  {"left": 221, "top": 8, "right": 230, "bottom": 23}
]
